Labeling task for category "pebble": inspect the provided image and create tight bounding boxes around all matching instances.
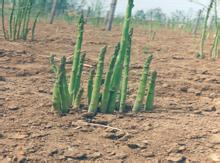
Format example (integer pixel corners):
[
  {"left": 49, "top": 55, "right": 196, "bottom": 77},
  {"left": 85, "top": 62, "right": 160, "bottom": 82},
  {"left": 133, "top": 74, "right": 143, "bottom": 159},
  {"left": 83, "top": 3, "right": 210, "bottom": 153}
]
[
  {"left": 0, "top": 87, "right": 9, "bottom": 91},
  {"left": 202, "top": 106, "right": 216, "bottom": 112},
  {"left": 8, "top": 105, "right": 20, "bottom": 111},
  {"left": 162, "top": 83, "right": 169, "bottom": 88},
  {"left": 211, "top": 129, "right": 220, "bottom": 134},
  {"left": 119, "top": 134, "right": 132, "bottom": 141},
  {"left": 30, "top": 133, "right": 49, "bottom": 139},
  {"left": 38, "top": 87, "right": 47, "bottom": 93},
  {"left": 172, "top": 56, "right": 184, "bottom": 60},
  {"left": 79, "top": 126, "right": 94, "bottom": 132},
  {"left": 193, "top": 110, "right": 202, "bottom": 115},
  {"left": 195, "top": 91, "right": 202, "bottom": 96},
  {"left": 92, "top": 119, "right": 109, "bottom": 125},
  {"left": 48, "top": 149, "right": 59, "bottom": 156},
  {"left": 201, "top": 70, "right": 208, "bottom": 74},
  {"left": 16, "top": 70, "right": 29, "bottom": 77},
  {"left": 9, "top": 133, "right": 29, "bottom": 140},
  {"left": 112, "top": 153, "right": 128, "bottom": 159},
  {"left": 209, "top": 152, "right": 220, "bottom": 162},
  {"left": 213, "top": 98, "right": 220, "bottom": 110},
  {"left": 209, "top": 134, "right": 220, "bottom": 145},
  {"left": 88, "top": 152, "right": 102, "bottom": 159},
  {"left": 127, "top": 143, "right": 140, "bottom": 149},
  {"left": 180, "top": 86, "right": 188, "bottom": 92},
  {"left": 201, "top": 85, "right": 209, "bottom": 91},
  {"left": 24, "top": 146, "right": 38, "bottom": 155},
  {"left": 104, "top": 131, "right": 125, "bottom": 140},
  {"left": 207, "top": 78, "right": 219, "bottom": 84},
  {"left": 166, "top": 154, "right": 186, "bottom": 162},
  {"left": 209, "top": 93, "right": 216, "bottom": 99},
  {"left": 0, "top": 101, "right": 4, "bottom": 106},
  {"left": 0, "top": 132, "right": 4, "bottom": 138},
  {"left": 142, "top": 152, "right": 155, "bottom": 158},
  {"left": 138, "top": 141, "right": 149, "bottom": 149},
  {"left": 64, "top": 152, "right": 87, "bottom": 160},
  {"left": 0, "top": 76, "right": 6, "bottom": 81},
  {"left": 187, "top": 88, "right": 196, "bottom": 93},
  {"left": 13, "top": 157, "right": 26, "bottom": 163},
  {"left": 168, "top": 144, "right": 186, "bottom": 154}
]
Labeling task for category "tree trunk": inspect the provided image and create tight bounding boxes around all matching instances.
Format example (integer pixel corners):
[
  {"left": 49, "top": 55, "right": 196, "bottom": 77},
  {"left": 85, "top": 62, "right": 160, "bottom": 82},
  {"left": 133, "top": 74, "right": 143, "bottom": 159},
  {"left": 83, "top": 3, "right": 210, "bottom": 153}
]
[
  {"left": 85, "top": 7, "right": 91, "bottom": 24},
  {"left": 208, "top": 15, "right": 215, "bottom": 31},
  {"left": 192, "top": 9, "right": 202, "bottom": 35},
  {"left": 198, "top": 0, "right": 214, "bottom": 59},
  {"left": 105, "top": 0, "right": 117, "bottom": 31},
  {"left": 49, "top": 0, "right": 57, "bottom": 24},
  {"left": 104, "top": 10, "right": 110, "bottom": 26}
]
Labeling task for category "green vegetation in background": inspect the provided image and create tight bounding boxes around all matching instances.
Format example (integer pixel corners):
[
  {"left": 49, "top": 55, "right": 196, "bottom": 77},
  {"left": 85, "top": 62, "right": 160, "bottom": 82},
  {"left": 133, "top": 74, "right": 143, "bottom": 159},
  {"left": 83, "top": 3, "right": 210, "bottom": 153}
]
[{"left": 1, "top": 0, "right": 41, "bottom": 41}]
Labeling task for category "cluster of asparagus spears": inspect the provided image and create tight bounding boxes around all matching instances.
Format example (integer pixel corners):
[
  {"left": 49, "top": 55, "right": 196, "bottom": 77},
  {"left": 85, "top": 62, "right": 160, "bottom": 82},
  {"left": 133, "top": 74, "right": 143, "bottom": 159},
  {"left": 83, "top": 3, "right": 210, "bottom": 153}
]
[
  {"left": 50, "top": 15, "right": 85, "bottom": 115},
  {"left": 1, "top": 0, "right": 40, "bottom": 41},
  {"left": 51, "top": 0, "right": 157, "bottom": 116}
]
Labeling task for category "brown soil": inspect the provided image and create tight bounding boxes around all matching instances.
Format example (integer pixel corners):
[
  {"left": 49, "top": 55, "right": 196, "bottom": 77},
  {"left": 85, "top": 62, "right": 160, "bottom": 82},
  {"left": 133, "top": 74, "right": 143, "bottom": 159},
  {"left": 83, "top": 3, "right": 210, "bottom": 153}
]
[{"left": 0, "top": 22, "right": 220, "bottom": 162}]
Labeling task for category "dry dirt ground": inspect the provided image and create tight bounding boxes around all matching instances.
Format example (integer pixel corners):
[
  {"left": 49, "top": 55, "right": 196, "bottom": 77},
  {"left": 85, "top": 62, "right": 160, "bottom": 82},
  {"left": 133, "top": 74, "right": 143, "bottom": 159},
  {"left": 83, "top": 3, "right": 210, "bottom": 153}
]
[{"left": 0, "top": 22, "right": 220, "bottom": 162}]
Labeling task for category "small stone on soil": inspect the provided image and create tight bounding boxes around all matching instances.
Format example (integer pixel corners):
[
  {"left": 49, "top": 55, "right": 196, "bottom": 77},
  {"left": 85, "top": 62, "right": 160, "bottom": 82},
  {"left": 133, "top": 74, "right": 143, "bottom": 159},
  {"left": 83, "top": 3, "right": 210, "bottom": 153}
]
[
  {"left": 0, "top": 132, "right": 4, "bottom": 139},
  {"left": 8, "top": 105, "right": 20, "bottom": 111},
  {"left": 0, "top": 101, "right": 3, "bottom": 106},
  {"left": 113, "top": 153, "right": 128, "bottom": 160},
  {"left": 209, "top": 152, "right": 220, "bottom": 162},
  {"left": 162, "top": 83, "right": 169, "bottom": 88},
  {"left": 213, "top": 99, "right": 220, "bottom": 110},
  {"left": 64, "top": 152, "right": 87, "bottom": 160},
  {"left": 119, "top": 134, "right": 132, "bottom": 141},
  {"left": 209, "top": 134, "right": 220, "bottom": 145},
  {"left": 209, "top": 93, "right": 216, "bottom": 99},
  {"left": 9, "top": 133, "right": 29, "bottom": 139},
  {"left": 202, "top": 106, "right": 216, "bottom": 112},
  {"left": 127, "top": 143, "right": 140, "bottom": 149},
  {"left": 38, "top": 87, "right": 48, "bottom": 93},
  {"left": 201, "top": 70, "right": 208, "bottom": 74},
  {"left": 79, "top": 126, "right": 94, "bottom": 132},
  {"left": 138, "top": 141, "right": 149, "bottom": 149},
  {"left": 195, "top": 91, "right": 202, "bottom": 96},
  {"left": 88, "top": 152, "right": 102, "bottom": 159},
  {"left": 48, "top": 149, "right": 59, "bottom": 156},
  {"left": 16, "top": 157, "right": 26, "bottom": 163},
  {"left": 0, "top": 87, "right": 9, "bottom": 91},
  {"left": 142, "top": 152, "right": 155, "bottom": 158},
  {"left": 193, "top": 110, "right": 202, "bottom": 115},
  {"left": 82, "top": 112, "right": 96, "bottom": 119},
  {"left": 16, "top": 70, "right": 29, "bottom": 77},
  {"left": 92, "top": 119, "right": 109, "bottom": 125},
  {"left": 180, "top": 86, "right": 188, "bottom": 92},
  {"left": 104, "top": 131, "right": 125, "bottom": 140},
  {"left": 0, "top": 76, "right": 6, "bottom": 81},
  {"left": 166, "top": 154, "right": 186, "bottom": 162}
]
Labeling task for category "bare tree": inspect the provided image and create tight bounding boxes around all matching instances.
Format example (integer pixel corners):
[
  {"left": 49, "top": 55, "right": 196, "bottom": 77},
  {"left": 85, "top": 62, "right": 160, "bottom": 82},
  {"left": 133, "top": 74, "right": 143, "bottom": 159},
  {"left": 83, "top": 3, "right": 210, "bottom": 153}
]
[
  {"left": 85, "top": 7, "right": 91, "bottom": 23},
  {"left": 104, "top": 10, "right": 110, "bottom": 26},
  {"left": 49, "top": 0, "right": 57, "bottom": 24},
  {"left": 105, "top": 0, "right": 117, "bottom": 31},
  {"left": 192, "top": 9, "right": 202, "bottom": 35}
]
